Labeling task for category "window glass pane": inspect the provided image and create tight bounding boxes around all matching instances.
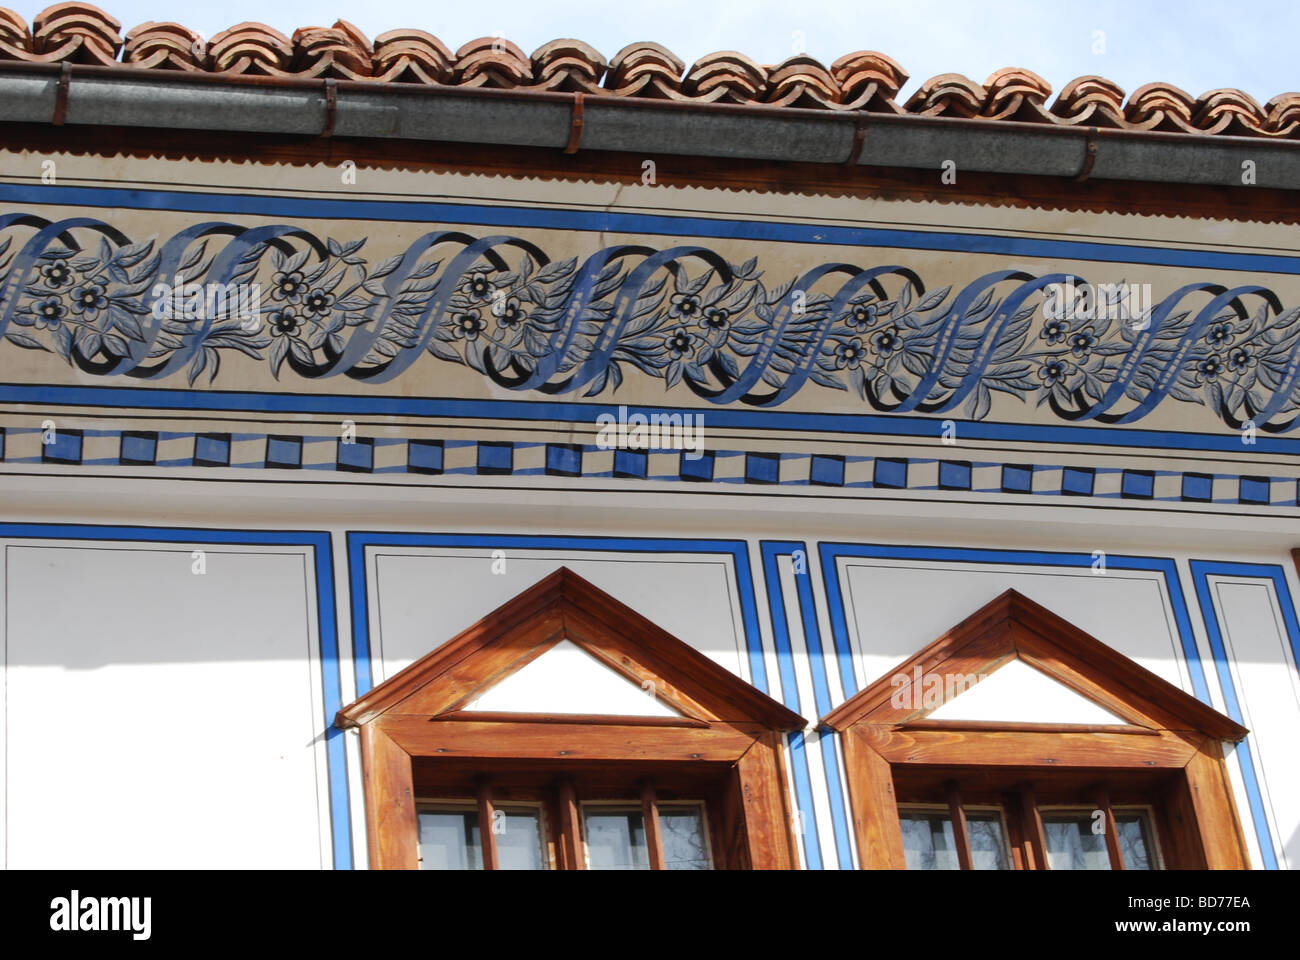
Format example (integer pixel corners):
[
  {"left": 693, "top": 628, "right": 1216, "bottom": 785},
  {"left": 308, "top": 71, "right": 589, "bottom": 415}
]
[
  {"left": 660, "top": 806, "right": 711, "bottom": 870},
  {"left": 899, "top": 812, "right": 960, "bottom": 870},
  {"left": 1116, "top": 813, "right": 1155, "bottom": 870},
  {"left": 494, "top": 807, "right": 547, "bottom": 871},
  {"left": 584, "top": 807, "right": 650, "bottom": 870},
  {"left": 1043, "top": 814, "right": 1111, "bottom": 870},
  {"left": 965, "top": 813, "right": 1010, "bottom": 870},
  {"left": 418, "top": 808, "right": 483, "bottom": 870}
]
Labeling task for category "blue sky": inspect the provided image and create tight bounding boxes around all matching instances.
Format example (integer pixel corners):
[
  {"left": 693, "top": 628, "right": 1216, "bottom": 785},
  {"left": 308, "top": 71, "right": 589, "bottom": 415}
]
[{"left": 10, "top": 0, "right": 1298, "bottom": 104}]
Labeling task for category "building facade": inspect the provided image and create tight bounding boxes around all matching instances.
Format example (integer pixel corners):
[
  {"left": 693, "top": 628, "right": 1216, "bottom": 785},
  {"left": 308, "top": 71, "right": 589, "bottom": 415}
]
[{"left": 1, "top": 5, "right": 1298, "bottom": 870}]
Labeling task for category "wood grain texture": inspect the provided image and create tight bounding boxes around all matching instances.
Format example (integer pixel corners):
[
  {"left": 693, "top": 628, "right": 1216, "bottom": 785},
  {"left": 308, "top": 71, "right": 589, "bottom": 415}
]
[
  {"left": 556, "top": 779, "right": 585, "bottom": 870},
  {"left": 1183, "top": 740, "right": 1251, "bottom": 869},
  {"left": 862, "top": 725, "right": 1198, "bottom": 769},
  {"left": 378, "top": 716, "right": 760, "bottom": 763},
  {"left": 946, "top": 780, "right": 972, "bottom": 870},
  {"left": 843, "top": 728, "right": 906, "bottom": 869},
  {"left": 1019, "top": 786, "right": 1049, "bottom": 870},
  {"left": 360, "top": 724, "right": 418, "bottom": 870},
  {"left": 733, "top": 734, "right": 797, "bottom": 869},
  {"left": 642, "top": 782, "right": 666, "bottom": 870}
]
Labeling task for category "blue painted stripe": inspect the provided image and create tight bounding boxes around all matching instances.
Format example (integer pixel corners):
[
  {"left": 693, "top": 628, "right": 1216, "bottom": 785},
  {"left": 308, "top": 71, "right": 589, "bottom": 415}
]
[
  {"left": 758, "top": 543, "right": 821, "bottom": 869},
  {"left": 3, "top": 382, "right": 1295, "bottom": 455},
  {"left": 761, "top": 540, "right": 855, "bottom": 869},
  {"left": 1188, "top": 560, "right": 1296, "bottom": 870},
  {"left": 8, "top": 183, "right": 1300, "bottom": 275},
  {"left": 0, "top": 522, "right": 351, "bottom": 870}
]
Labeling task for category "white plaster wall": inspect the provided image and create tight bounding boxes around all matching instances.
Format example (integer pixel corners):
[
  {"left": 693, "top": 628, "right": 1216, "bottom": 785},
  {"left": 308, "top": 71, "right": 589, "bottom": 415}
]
[
  {"left": 1209, "top": 577, "right": 1300, "bottom": 870},
  {"left": 368, "top": 548, "right": 749, "bottom": 684},
  {"left": 0, "top": 541, "right": 331, "bottom": 869},
  {"left": 836, "top": 560, "right": 1191, "bottom": 694}
]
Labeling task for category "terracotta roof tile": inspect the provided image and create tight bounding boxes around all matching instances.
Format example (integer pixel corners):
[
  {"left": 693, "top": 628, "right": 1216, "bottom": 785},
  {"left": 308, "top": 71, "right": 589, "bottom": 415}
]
[
  {"left": 122, "top": 21, "right": 204, "bottom": 71},
  {"left": 371, "top": 28, "right": 454, "bottom": 84},
  {"left": 1049, "top": 76, "right": 1127, "bottom": 127},
  {"left": 1, "top": 3, "right": 1297, "bottom": 139}
]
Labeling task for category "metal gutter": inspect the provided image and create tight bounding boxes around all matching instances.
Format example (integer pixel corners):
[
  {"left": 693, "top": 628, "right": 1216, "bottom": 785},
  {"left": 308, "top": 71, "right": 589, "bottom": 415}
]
[{"left": 1, "top": 62, "right": 1298, "bottom": 188}]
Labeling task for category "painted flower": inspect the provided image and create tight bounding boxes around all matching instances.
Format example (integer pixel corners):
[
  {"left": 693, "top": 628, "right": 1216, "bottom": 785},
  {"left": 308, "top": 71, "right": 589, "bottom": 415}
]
[
  {"left": 452, "top": 311, "right": 486, "bottom": 341},
  {"left": 461, "top": 272, "right": 494, "bottom": 302},
  {"left": 870, "top": 326, "right": 902, "bottom": 358},
  {"left": 268, "top": 306, "right": 304, "bottom": 338},
  {"left": 1206, "top": 320, "right": 1236, "bottom": 349},
  {"left": 39, "top": 260, "right": 73, "bottom": 288},
  {"left": 1038, "top": 357, "right": 1074, "bottom": 387},
  {"left": 1067, "top": 331, "right": 1095, "bottom": 358},
  {"left": 845, "top": 302, "right": 878, "bottom": 331},
  {"left": 1193, "top": 355, "right": 1223, "bottom": 384},
  {"left": 32, "top": 296, "right": 66, "bottom": 330},
  {"left": 664, "top": 327, "right": 696, "bottom": 359},
  {"left": 700, "top": 305, "right": 731, "bottom": 332},
  {"left": 70, "top": 280, "right": 108, "bottom": 318},
  {"left": 834, "top": 338, "right": 865, "bottom": 370},
  {"left": 271, "top": 270, "right": 308, "bottom": 303},
  {"left": 669, "top": 292, "right": 703, "bottom": 321},
  {"left": 493, "top": 297, "right": 526, "bottom": 328},
  {"left": 1227, "top": 345, "right": 1256, "bottom": 373},
  {"left": 302, "top": 289, "right": 335, "bottom": 317},
  {"left": 1040, "top": 318, "right": 1071, "bottom": 346}
]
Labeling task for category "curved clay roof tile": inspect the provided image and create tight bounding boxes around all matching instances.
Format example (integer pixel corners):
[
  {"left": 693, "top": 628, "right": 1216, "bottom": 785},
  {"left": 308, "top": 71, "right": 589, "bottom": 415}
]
[
  {"left": 122, "top": 20, "right": 205, "bottom": 70},
  {"left": 1125, "top": 82, "right": 1198, "bottom": 132},
  {"left": 0, "top": 8, "right": 31, "bottom": 54},
  {"left": 1263, "top": 92, "right": 1300, "bottom": 136},
  {"left": 683, "top": 50, "right": 767, "bottom": 102},
  {"left": 207, "top": 22, "right": 293, "bottom": 75},
  {"left": 830, "top": 50, "right": 908, "bottom": 110},
  {"left": 530, "top": 38, "right": 607, "bottom": 92},
  {"left": 604, "top": 41, "right": 684, "bottom": 97},
  {"left": 1193, "top": 87, "right": 1266, "bottom": 135},
  {"left": 455, "top": 36, "right": 533, "bottom": 88},
  {"left": 983, "top": 67, "right": 1052, "bottom": 121},
  {"left": 32, "top": 2, "right": 121, "bottom": 64},
  {"left": 1049, "top": 75, "right": 1126, "bottom": 127},
  {"left": 906, "top": 73, "right": 986, "bottom": 118},
  {"left": 371, "top": 29, "right": 454, "bottom": 84},
  {"left": 292, "top": 25, "right": 372, "bottom": 79},
  {"left": 763, "top": 55, "right": 841, "bottom": 109}
]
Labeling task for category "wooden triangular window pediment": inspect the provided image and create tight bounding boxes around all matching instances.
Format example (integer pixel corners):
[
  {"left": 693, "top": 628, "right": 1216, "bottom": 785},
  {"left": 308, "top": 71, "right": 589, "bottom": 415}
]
[
  {"left": 821, "top": 589, "right": 1251, "bottom": 870},
  {"left": 337, "top": 567, "right": 803, "bottom": 870}
]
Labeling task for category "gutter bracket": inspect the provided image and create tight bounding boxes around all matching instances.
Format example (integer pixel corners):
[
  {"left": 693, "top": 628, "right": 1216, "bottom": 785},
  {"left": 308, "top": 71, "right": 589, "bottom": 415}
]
[
  {"left": 52, "top": 61, "right": 71, "bottom": 126},
  {"left": 843, "top": 113, "right": 868, "bottom": 167},
  {"left": 1074, "top": 126, "right": 1099, "bottom": 181},
  {"left": 564, "top": 92, "right": 585, "bottom": 155},
  {"left": 319, "top": 77, "right": 337, "bottom": 138}
]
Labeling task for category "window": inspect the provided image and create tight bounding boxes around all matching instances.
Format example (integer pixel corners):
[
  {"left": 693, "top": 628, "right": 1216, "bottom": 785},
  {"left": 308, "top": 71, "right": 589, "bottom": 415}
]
[
  {"left": 336, "top": 568, "right": 804, "bottom": 869},
  {"left": 822, "top": 589, "right": 1252, "bottom": 869},
  {"left": 412, "top": 776, "right": 718, "bottom": 870},
  {"left": 899, "top": 805, "right": 1010, "bottom": 871}
]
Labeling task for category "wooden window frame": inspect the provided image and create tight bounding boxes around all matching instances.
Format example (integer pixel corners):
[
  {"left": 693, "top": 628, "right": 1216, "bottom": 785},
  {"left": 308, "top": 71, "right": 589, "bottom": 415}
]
[
  {"left": 336, "top": 568, "right": 805, "bottom": 869},
  {"left": 821, "top": 589, "right": 1253, "bottom": 869}
]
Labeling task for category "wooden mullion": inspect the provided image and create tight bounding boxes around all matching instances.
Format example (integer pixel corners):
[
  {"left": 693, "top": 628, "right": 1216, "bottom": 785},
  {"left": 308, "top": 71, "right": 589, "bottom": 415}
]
[
  {"left": 642, "top": 782, "right": 666, "bottom": 870},
  {"left": 476, "top": 779, "right": 499, "bottom": 871},
  {"left": 1001, "top": 792, "right": 1028, "bottom": 870},
  {"left": 1094, "top": 786, "right": 1125, "bottom": 870},
  {"left": 1019, "top": 785, "right": 1049, "bottom": 870},
  {"left": 556, "top": 778, "right": 585, "bottom": 870},
  {"left": 945, "top": 780, "right": 973, "bottom": 870}
]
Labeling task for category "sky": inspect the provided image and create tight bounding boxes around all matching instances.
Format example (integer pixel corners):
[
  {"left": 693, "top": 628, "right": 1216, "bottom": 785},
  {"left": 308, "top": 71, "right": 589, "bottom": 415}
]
[{"left": 9, "top": 0, "right": 1299, "bottom": 105}]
